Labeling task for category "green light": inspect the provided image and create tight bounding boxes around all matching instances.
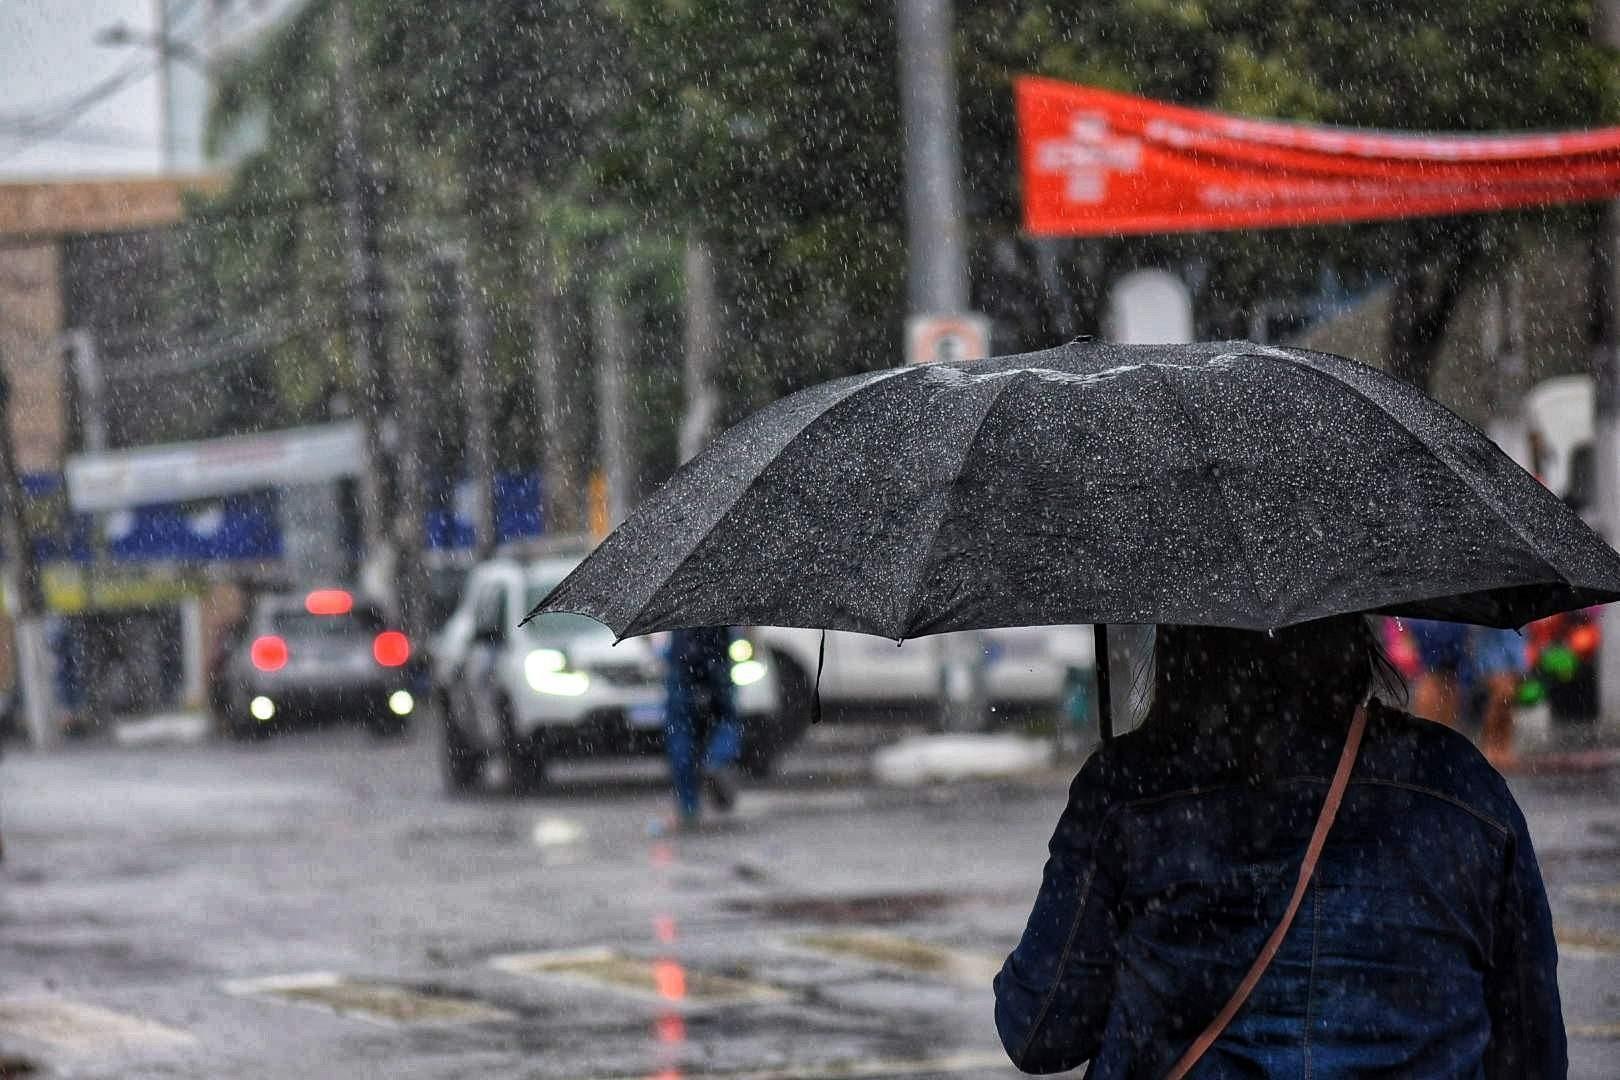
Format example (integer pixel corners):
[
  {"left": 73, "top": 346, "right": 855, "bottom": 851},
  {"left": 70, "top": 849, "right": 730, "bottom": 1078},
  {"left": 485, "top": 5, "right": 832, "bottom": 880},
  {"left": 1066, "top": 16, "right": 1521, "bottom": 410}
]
[
  {"left": 1540, "top": 645, "right": 1579, "bottom": 683},
  {"left": 1517, "top": 678, "right": 1545, "bottom": 706}
]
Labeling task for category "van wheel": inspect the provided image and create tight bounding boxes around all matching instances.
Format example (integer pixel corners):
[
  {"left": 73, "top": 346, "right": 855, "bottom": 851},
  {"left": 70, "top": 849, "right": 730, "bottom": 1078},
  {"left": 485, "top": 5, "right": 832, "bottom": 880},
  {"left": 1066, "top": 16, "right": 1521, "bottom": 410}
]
[
  {"left": 441, "top": 690, "right": 483, "bottom": 794},
  {"left": 501, "top": 703, "right": 549, "bottom": 795}
]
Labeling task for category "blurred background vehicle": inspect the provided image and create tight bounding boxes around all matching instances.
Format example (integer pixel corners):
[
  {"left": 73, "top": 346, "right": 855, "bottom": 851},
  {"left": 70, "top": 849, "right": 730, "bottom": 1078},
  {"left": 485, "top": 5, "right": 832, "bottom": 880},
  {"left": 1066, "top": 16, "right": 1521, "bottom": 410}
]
[
  {"left": 433, "top": 554, "right": 794, "bottom": 793},
  {"left": 755, "top": 624, "right": 1095, "bottom": 726},
  {"left": 213, "top": 588, "right": 420, "bottom": 740}
]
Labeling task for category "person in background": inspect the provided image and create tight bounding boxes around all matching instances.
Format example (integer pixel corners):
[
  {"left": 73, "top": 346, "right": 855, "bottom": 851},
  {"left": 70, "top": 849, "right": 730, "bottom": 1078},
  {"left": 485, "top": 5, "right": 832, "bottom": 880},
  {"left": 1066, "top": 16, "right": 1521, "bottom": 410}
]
[
  {"left": 1469, "top": 626, "right": 1528, "bottom": 771},
  {"left": 663, "top": 626, "right": 743, "bottom": 830},
  {"left": 1403, "top": 618, "right": 1469, "bottom": 727}
]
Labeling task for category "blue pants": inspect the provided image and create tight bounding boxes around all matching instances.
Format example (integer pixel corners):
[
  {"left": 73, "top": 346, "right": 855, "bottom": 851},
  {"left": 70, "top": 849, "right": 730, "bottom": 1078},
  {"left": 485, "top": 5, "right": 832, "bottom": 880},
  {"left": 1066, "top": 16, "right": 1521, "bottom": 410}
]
[
  {"left": 664, "top": 629, "right": 742, "bottom": 818},
  {"left": 665, "top": 689, "right": 742, "bottom": 818}
]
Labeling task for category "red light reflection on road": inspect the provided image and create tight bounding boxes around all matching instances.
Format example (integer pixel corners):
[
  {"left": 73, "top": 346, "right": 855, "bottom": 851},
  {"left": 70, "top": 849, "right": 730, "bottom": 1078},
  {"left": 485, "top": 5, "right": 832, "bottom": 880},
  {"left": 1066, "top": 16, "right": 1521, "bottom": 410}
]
[{"left": 649, "top": 837, "right": 685, "bottom": 1080}]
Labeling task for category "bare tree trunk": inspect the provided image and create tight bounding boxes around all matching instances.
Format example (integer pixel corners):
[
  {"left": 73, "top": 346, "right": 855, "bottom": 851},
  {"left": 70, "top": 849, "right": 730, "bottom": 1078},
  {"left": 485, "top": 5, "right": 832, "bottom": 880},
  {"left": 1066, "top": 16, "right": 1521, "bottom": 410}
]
[
  {"left": 451, "top": 251, "right": 497, "bottom": 559},
  {"left": 680, "top": 233, "right": 722, "bottom": 465},
  {"left": 0, "top": 362, "right": 52, "bottom": 746},
  {"left": 532, "top": 253, "right": 580, "bottom": 534},
  {"left": 591, "top": 283, "right": 633, "bottom": 530}
]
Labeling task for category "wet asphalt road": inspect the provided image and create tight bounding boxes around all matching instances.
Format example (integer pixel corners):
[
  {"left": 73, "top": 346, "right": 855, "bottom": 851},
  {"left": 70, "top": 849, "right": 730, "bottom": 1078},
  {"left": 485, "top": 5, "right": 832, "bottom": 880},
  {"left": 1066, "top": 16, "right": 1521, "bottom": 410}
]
[{"left": 1, "top": 717, "right": 1618, "bottom": 1079}]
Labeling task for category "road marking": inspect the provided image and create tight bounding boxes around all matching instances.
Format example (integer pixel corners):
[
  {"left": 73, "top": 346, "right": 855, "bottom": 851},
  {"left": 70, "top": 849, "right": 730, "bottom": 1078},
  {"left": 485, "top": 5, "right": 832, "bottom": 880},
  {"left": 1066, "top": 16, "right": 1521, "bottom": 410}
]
[
  {"left": 223, "top": 972, "right": 512, "bottom": 1025},
  {"left": 576, "top": 1050, "right": 1013, "bottom": 1079},
  {"left": 1555, "top": 926, "right": 1620, "bottom": 957},
  {"left": 490, "top": 948, "right": 788, "bottom": 1004},
  {"left": 784, "top": 931, "right": 1001, "bottom": 986},
  {"left": 1568, "top": 1021, "right": 1620, "bottom": 1040},
  {"left": 1568, "top": 883, "right": 1620, "bottom": 906},
  {"left": 0, "top": 998, "right": 194, "bottom": 1054}
]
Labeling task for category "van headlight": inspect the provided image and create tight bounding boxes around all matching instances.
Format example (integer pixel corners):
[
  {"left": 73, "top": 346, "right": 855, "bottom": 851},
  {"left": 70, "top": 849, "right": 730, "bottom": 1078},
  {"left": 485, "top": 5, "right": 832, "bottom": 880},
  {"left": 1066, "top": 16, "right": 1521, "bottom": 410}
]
[
  {"left": 526, "top": 649, "right": 590, "bottom": 696},
  {"left": 730, "top": 659, "right": 767, "bottom": 686}
]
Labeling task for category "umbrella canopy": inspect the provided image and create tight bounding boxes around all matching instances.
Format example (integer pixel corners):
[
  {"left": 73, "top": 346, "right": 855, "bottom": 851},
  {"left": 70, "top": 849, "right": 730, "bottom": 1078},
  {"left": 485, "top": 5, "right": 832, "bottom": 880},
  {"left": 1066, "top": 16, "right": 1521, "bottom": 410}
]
[{"left": 527, "top": 340, "right": 1620, "bottom": 638}]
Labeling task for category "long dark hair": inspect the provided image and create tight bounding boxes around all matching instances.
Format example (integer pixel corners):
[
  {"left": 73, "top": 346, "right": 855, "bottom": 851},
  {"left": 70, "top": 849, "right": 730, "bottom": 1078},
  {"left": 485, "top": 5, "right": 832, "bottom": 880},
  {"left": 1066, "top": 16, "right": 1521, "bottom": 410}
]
[{"left": 1141, "top": 615, "right": 1404, "bottom": 764}]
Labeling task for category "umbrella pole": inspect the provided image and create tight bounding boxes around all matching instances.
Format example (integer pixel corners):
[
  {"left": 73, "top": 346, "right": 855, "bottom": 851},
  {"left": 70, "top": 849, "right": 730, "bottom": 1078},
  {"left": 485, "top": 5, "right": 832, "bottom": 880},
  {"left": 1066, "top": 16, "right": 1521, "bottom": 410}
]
[{"left": 1094, "top": 624, "right": 1113, "bottom": 743}]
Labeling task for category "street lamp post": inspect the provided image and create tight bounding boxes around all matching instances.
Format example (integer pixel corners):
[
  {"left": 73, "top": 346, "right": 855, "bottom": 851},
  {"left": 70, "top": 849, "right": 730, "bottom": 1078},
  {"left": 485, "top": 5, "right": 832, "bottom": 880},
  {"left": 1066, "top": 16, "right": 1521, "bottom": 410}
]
[{"left": 896, "top": 0, "right": 989, "bottom": 733}]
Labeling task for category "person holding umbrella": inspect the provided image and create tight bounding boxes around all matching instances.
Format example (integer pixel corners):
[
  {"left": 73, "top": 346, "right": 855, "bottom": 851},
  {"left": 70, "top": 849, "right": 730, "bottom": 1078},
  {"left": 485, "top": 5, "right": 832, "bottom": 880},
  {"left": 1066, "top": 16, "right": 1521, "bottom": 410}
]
[
  {"left": 528, "top": 339, "right": 1617, "bottom": 1078},
  {"left": 992, "top": 616, "right": 1563, "bottom": 1077}
]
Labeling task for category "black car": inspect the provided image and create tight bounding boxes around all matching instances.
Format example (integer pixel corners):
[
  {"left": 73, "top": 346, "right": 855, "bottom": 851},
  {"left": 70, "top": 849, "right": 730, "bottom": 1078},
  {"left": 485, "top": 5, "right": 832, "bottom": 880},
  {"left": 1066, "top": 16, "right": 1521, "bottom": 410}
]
[{"left": 213, "top": 589, "right": 420, "bottom": 739}]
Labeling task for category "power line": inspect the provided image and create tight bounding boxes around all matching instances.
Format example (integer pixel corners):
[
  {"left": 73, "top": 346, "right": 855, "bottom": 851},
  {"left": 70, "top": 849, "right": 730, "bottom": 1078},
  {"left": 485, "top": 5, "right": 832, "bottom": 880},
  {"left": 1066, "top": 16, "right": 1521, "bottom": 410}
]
[{"left": 0, "top": 0, "right": 207, "bottom": 163}]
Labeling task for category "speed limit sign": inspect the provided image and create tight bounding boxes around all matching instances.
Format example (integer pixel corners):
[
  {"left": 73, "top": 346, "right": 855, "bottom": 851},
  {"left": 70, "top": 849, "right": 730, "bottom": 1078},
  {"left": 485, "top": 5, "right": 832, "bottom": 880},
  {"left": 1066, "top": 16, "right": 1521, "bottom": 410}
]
[{"left": 906, "top": 313, "right": 990, "bottom": 366}]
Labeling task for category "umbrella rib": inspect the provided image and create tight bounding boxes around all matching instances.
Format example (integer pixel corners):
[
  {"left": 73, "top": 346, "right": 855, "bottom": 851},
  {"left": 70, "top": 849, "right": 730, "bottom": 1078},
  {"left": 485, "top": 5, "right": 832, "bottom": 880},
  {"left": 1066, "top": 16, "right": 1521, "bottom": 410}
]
[
  {"left": 613, "top": 366, "right": 918, "bottom": 638},
  {"left": 1145, "top": 362, "right": 1266, "bottom": 619},
  {"left": 1257, "top": 347, "right": 1574, "bottom": 590},
  {"left": 898, "top": 370, "right": 1032, "bottom": 638}
]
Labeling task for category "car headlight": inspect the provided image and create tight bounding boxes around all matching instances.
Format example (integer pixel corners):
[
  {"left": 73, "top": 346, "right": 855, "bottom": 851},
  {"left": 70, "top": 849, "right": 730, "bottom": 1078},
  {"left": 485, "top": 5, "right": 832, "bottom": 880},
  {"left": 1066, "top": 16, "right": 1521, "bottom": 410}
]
[
  {"left": 728, "top": 638, "right": 754, "bottom": 663},
  {"left": 730, "top": 659, "right": 767, "bottom": 686},
  {"left": 525, "top": 649, "right": 590, "bottom": 696}
]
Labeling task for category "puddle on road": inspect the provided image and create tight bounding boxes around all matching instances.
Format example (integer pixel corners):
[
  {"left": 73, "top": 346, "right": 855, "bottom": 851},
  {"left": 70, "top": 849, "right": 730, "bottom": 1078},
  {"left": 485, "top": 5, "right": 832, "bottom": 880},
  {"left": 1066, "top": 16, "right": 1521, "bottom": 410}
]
[
  {"left": 1555, "top": 926, "right": 1620, "bottom": 957},
  {"left": 726, "top": 890, "right": 999, "bottom": 925},
  {"left": 224, "top": 972, "right": 512, "bottom": 1025},
  {"left": 786, "top": 932, "right": 1001, "bottom": 986},
  {"left": 0, "top": 998, "right": 194, "bottom": 1055},
  {"left": 491, "top": 948, "right": 788, "bottom": 1005}
]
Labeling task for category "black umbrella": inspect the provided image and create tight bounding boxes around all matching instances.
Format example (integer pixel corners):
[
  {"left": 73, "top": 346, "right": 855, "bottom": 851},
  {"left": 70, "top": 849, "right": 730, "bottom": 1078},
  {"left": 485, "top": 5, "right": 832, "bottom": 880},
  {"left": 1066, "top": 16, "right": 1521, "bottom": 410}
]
[{"left": 526, "top": 339, "right": 1620, "bottom": 732}]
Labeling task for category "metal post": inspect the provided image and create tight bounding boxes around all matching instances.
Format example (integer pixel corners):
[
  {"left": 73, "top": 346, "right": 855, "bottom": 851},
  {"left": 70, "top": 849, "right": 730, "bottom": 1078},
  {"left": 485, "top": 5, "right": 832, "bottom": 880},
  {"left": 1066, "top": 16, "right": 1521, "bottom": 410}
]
[
  {"left": 897, "top": 0, "right": 968, "bottom": 314},
  {"left": 332, "top": 0, "right": 390, "bottom": 576},
  {"left": 897, "top": 0, "right": 985, "bottom": 731},
  {"left": 1595, "top": 0, "right": 1620, "bottom": 733}
]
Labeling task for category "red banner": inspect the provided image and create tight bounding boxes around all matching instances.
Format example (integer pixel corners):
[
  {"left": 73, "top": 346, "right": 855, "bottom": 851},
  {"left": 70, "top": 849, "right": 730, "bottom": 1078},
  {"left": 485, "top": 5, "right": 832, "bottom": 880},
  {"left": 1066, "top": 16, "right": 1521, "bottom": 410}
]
[{"left": 1015, "top": 76, "right": 1620, "bottom": 236}]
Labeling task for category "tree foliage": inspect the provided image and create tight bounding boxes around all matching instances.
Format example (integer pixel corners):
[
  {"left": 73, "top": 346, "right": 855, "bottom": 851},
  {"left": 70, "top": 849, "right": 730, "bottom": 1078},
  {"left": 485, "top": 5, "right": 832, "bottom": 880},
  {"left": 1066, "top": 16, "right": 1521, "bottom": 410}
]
[{"left": 183, "top": 0, "right": 1618, "bottom": 459}]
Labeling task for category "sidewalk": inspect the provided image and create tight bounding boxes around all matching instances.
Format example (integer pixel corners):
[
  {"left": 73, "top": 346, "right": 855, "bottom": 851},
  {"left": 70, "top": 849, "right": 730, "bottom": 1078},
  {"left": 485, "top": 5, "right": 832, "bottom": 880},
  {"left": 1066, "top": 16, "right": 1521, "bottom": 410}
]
[{"left": 1495, "top": 705, "right": 1620, "bottom": 776}]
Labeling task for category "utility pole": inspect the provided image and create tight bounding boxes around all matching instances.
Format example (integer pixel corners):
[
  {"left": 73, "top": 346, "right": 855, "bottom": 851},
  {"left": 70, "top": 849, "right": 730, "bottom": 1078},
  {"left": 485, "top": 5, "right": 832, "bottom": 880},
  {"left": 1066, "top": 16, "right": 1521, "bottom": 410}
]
[
  {"left": 897, "top": 0, "right": 986, "bottom": 732},
  {"left": 444, "top": 249, "right": 497, "bottom": 559},
  {"left": 332, "top": 0, "right": 390, "bottom": 578},
  {"left": 0, "top": 364, "right": 52, "bottom": 747},
  {"left": 680, "top": 232, "right": 722, "bottom": 464},
  {"left": 1594, "top": 0, "right": 1620, "bottom": 732},
  {"left": 590, "top": 277, "right": 633, "bottom": 531}
]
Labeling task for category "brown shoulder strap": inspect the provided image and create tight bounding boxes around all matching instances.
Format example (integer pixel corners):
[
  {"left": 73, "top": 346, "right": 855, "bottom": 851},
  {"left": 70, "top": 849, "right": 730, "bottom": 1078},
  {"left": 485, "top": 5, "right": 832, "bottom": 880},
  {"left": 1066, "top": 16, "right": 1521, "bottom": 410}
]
[{"left": 1163, "top": 703, "right": 1369, "bottom": 1080}]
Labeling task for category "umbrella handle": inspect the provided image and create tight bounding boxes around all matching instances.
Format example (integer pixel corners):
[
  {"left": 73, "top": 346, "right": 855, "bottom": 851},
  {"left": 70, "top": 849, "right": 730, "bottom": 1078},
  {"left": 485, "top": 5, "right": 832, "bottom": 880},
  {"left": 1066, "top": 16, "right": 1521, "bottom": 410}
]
[{"left": 1094, "top": 625, "right": 1113, "bottom": 742}]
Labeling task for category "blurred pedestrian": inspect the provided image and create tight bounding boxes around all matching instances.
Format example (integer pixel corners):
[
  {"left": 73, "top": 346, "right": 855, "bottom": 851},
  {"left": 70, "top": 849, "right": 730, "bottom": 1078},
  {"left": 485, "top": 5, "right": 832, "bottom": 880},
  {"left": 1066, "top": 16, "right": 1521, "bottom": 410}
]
[
  {"left": 663, "top": 627, "right": 743, "bottom": 829},
  {"left": 1468, "top": 626, "right": 1528, "bottom": 771},
  {"left": 995, "top": 616, "right": 1563, "bottom": 1077},
  {"left": 1403, "top": 617, "right": 1469, "bottom": 727}
]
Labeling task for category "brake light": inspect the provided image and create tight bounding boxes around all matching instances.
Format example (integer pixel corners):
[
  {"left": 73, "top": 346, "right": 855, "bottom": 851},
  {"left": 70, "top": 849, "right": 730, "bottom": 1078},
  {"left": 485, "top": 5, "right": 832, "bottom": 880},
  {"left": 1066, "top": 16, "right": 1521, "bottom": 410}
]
[
  {"left": 1570, "top": 623, "right": 1600, "bottom": 657},
  {"left": 373, "top": 631, "right": 410, "bottom": 667},
  {"left": 251, "top": 635, "right": 288, "bottom": 672},
  {"left": 306, "top": 589, "right": 353, "bottom": 616}
]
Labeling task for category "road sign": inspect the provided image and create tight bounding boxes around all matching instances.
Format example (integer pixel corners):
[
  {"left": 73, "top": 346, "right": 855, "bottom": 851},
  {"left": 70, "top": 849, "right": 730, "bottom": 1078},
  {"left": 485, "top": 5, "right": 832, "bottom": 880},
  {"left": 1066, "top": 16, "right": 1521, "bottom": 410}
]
[{"left": 906, "top": 313, "right": 990, "bottom": 366}]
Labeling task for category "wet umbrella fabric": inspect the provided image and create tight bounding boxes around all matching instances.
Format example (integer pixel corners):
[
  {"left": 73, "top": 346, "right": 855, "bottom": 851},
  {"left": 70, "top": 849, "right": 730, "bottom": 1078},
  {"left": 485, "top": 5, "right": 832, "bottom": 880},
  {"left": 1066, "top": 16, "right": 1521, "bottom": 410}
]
[{"left": 527, "top": 339, "right": 1620, "bottom": 638}]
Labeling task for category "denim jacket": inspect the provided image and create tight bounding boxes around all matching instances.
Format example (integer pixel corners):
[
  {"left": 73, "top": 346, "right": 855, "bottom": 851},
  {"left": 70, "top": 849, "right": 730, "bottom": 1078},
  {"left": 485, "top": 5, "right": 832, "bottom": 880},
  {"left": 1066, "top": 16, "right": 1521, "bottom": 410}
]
[{"left": 994, "top": 703, "right": 1564, "bottom": 1078}]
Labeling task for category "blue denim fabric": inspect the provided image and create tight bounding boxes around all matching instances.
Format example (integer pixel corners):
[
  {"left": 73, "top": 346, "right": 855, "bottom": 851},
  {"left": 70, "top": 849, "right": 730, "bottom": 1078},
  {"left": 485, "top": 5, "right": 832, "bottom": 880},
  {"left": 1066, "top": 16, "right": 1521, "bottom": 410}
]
[
  {"left": 664, "top": 628, "right": 741, "bottom": 818},
  {"left": 994, "top": 704, "right": 1564, "bottom": 1078}
]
